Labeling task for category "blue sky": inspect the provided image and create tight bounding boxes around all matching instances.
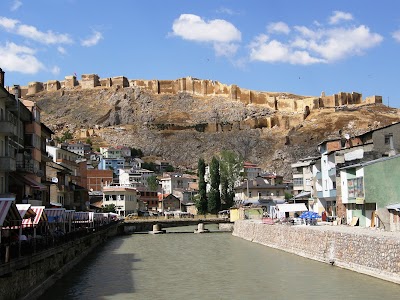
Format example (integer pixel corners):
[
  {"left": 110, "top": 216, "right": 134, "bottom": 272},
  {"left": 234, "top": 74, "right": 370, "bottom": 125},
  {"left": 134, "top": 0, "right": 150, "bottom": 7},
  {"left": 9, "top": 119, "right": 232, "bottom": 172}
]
[{"left": 1, "top": 0, "right": 400, "bottom": 107}]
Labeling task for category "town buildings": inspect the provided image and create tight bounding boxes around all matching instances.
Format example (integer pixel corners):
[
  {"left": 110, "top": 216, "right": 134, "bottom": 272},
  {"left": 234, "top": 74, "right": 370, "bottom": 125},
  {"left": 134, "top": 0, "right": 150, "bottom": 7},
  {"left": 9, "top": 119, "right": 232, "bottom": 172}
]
[{"left": 291, "top": 121, "right": 400, "bottom": 231}]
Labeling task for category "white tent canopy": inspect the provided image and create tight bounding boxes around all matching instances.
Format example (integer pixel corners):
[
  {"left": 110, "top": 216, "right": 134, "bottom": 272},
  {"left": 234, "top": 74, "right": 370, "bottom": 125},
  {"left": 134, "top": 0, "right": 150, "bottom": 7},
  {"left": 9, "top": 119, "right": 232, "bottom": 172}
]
[{"left": 276, "top": 203, "right": 308, "bottom": 213}]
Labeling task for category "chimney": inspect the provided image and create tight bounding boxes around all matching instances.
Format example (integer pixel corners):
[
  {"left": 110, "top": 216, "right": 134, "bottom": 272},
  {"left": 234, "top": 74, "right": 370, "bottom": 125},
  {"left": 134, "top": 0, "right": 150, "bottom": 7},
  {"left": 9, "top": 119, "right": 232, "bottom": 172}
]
[
  {"left": 13, "top": 85, "right": 20, "bottom": 99},
  {"left": 0, "top": 68, "right": 4, "bottom": 87}
]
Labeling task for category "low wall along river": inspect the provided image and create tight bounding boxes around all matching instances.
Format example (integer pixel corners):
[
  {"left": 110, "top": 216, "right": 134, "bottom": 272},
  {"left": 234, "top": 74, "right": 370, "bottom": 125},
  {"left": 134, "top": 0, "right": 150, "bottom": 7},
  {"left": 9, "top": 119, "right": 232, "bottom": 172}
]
[{"left": 233, "top": 220, "right": 400, "bottom": 284}]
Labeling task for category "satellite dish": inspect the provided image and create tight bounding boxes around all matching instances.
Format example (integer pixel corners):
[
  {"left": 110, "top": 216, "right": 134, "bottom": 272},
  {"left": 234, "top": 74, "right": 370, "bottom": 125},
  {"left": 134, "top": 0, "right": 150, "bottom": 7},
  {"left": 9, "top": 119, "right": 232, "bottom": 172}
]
[
  {"left": 344, "top": 133, "right": 350, "bottom": 140},
  {"left": 51, "top": 177, "right": 59, "bottom": 183}
]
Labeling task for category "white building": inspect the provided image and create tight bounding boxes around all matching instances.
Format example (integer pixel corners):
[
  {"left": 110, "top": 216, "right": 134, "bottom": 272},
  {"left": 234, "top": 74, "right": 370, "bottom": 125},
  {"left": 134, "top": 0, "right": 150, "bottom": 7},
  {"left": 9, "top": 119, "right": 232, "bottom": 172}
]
[
  {"left": 243, "top": 162, "right": 262, "bottom": 180},
  {"left": 100, "top": 147, "right": 122, "bottom": 159},
  {"left": 291, "top": 156, "right": 318, "bottom": 197},
  {"left": 160, "top": 173, "right": 196, "bottom": 195},
  {"left": 102, "top": 184, "right": 139, "bottom": 217},
  {"left": 119, "top": 168, "right": 155, "bottom": 187}
]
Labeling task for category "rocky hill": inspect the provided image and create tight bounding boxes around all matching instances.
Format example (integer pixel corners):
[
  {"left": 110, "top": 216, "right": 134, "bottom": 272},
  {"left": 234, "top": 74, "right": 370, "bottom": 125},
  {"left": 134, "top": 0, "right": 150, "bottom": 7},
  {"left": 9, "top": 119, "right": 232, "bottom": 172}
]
[{"left": 25, "top": 84, "right": 400, "bottom": 178}]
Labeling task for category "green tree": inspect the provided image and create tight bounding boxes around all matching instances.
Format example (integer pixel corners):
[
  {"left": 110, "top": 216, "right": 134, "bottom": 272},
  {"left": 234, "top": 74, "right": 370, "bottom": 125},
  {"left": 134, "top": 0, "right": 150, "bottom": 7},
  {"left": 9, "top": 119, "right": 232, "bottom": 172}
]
[
  {"left": 59, "top": 130, "right": 73, "bottom": 142},
  {"left": 285, "top": 192, "right": 293, "bottom": 200},
  {"left": 142, "top": 161, "right": 157, "bottom": 172},
  {"left": 208, "top": 156, "right": 221, "bottom": 214},
  {"left": 196, "top": 158, "right": 208, "bottom": 214},
  {"left": 85, "top": 138, "right": 93, "bottom": 146},
  {"left": 147, "top": 175, "right": 159, "bottom": 191},
  {"left": 131, "top": 148, "right": 143, "bottom": 157},
  {"left": 219, "top": 150, "right": 243, "bottom": 209},
  {"left": 102, "top": 204, "right": 116, "bottom": 213},
  {"left": 165, "top": 165, "right": 174, "bottom": 172}
]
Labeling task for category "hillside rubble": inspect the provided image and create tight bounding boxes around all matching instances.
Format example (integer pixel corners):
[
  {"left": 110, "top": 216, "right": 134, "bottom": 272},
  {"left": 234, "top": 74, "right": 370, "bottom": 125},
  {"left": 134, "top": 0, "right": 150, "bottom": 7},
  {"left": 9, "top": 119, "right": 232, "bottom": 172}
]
[{"left": 26, "top": 87, "right": 400, "bottom": 178}]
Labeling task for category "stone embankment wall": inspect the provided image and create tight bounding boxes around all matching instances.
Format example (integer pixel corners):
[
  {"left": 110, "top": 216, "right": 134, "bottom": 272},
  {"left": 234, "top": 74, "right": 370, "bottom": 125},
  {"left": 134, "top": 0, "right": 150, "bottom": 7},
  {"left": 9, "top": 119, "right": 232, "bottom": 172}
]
[
  {"left": 233, "top": 220, "right": 400, "bottom": 284},
  {"left": 0, "top": 224, "right": 121, "bottom": 300}
]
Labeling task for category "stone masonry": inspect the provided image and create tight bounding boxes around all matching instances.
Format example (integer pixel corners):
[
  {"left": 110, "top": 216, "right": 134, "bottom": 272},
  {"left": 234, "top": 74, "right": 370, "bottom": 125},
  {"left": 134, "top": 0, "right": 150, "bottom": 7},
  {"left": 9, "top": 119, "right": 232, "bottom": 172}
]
[
  {"left": 8, "top": 74, "right": 382, "bottom": 116},
  {"left": 233, "top": 220, "right": 400, "bottom": 284}
]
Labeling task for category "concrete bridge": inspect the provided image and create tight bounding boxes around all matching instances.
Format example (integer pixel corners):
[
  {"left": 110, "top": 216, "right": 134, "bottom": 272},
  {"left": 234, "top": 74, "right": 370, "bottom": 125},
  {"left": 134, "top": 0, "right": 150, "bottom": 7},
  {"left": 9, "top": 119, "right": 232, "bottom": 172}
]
[{"left": 122, "top": 216, "right": 231, "bottom": 233}]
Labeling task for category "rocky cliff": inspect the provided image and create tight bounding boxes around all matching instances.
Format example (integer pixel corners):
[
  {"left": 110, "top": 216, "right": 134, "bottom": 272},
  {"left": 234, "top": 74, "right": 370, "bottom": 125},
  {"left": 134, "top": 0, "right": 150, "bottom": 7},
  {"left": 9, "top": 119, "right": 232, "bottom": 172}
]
[{"left": 26, "top": 85, "right": 400, "bottom": 178}]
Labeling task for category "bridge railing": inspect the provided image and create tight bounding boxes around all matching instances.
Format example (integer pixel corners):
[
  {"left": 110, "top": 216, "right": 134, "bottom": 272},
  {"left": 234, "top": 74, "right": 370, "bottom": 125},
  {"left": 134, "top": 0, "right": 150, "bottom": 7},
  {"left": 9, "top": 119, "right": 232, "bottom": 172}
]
[{"left": 124, "top": 214, "right": 228, "bottom": 222}]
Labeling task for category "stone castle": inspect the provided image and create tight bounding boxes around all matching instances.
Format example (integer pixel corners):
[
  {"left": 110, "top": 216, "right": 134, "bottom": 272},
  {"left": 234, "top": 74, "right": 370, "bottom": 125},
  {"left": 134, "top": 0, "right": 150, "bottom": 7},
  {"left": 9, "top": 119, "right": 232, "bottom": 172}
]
[{"left": 9, "top": 73, "right": 382, "bottom": 115}]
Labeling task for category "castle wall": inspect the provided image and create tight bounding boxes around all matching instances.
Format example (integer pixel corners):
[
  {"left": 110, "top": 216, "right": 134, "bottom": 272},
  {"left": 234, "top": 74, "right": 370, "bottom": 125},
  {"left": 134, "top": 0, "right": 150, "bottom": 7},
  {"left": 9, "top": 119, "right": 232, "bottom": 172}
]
[
  {"left": 16, "top": 73, "right": 385, "bottom": 117},
  {"left": 100, "top": 78, "right": 112, "bottom": 87},
  {"left": 112, "top": 76, "right": 129, "bottom": 88},
  {"left": 47, "top": 80, "right": 61, "bottom": 92},
  {"left": 81, "top": 74, "right": 100, "bottom": 89},
  {"left": 365, "top": 95, "right": 383, "bottom": 104},
  {"left": 277, "top": 99, "right": 295, "bottom": 112},
  {"left": 64, "top": 76, "right": 77, "bottom": 89},
  {"left": 238, "top": 88, "right": 251, "bottom": 105},
  {"left": 321, "top": 95, "right": 337, "bottom": 107},
  {"left": 28, "top": 81, "right": 44, "bottom": 95}
]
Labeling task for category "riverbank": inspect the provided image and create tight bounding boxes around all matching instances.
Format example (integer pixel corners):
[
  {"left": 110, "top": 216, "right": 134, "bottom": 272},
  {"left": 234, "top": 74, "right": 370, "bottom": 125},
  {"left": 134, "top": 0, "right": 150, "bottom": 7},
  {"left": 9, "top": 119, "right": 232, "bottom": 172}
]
[
  {"left": 0, "top": 223, "right": 121, "bottom": 300},
  {"left": 233, "top": 220, "right": 400, "bottom": 284}
]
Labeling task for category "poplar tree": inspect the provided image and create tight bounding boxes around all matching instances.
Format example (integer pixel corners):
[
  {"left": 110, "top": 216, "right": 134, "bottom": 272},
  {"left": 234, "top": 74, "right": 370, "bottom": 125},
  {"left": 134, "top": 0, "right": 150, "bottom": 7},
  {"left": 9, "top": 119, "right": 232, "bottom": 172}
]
[
  {"left": 196, "top": 158, "right": 208, "bottom": 214},
  {"left": 219, "top": 150, "right": 243, "bottom": 209},
  {"left": 208, "top": 156, "right": 221, "bottom": 214}
]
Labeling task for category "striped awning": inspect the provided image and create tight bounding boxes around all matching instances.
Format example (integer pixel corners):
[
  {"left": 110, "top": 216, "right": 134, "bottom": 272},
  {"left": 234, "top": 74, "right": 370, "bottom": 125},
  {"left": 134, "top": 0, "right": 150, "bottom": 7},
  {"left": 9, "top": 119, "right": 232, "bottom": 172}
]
[
  {"left": 21, "top": 206, "right": 46, "bottom": 227},
  {"left": 45, "top": 208, "right": 66, "bottom": 223},
  {"left": 64, "top": 210, "right": 75, "bottom": 222},
  {"left": 16, "top": 204, "right": 37, "bottom": 219},
  {"left": 73, "top": 211, "right": 94, "bottom": 222},
  {"left": 0, "top": 196, "right": 21, "bottom": 227},
  {"left": 94, "top": 213, "right": 109, "bottom": 221}
]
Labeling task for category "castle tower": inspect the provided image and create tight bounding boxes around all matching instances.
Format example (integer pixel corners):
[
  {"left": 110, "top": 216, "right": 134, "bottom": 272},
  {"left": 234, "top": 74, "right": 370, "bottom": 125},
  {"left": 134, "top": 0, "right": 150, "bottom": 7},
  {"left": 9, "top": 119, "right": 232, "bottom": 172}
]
[{"left": 65, "top": 75, "right": 78, "bottom": 88}]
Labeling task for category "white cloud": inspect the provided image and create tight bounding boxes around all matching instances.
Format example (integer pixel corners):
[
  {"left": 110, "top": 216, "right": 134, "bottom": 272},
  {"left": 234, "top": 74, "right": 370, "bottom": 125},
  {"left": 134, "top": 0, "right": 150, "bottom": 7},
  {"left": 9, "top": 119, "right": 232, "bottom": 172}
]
[
  {"left": 81, "top": 30, "right": 103, "bottom": 47},
  {"left": 249, "top": 13, "right": 383, "bottom": 65},
  {"left": 392, "top": 30, "right": 400, "bottom": 42},
  {"left": 57, "top": 46, "right": 66, "bottom": 55},
  {"left": 0, "top": 16, "right": 19, "bottom": 30},
  {"left": 10, "top": 0, "right": 22, "bottom": 11},
  {"left": 216, "top": 7, "right": 238, "bottom": 16},
  {"left": 0, "top": 16, "right": 73, "bottom": 44},
  {"left": 300, "top": 26, "right": 383, "bottom": 61},
  {"left": 171, "top": 14, "right": 241, "bottom": 57},
  {"left": 329, "top": 11, "right": 353, "bottom": 25},
  {"left": 50, "top": 65, "right": 60, "bottom": 75},
  {"left": 267, "top": 22, "right": 290, "bottom": 35},
  {"left": 249, "top": 37, "right": 323, "bottom": 65},
  {"left": 0, "top": 42, "right": 44, "bottom": 74}
]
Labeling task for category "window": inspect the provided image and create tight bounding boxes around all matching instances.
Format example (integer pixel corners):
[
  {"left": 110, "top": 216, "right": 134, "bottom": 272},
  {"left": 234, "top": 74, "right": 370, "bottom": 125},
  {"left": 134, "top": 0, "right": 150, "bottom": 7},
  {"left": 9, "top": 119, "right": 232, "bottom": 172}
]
[
  {"left": 293, "top": 178, "right": 303, "bottom": 186},
  {"left": 384, "top": 134, "right": 393, "bottom": 144},
  {"left": 347, "top": 177, "right": 364, "bottom": 198}
]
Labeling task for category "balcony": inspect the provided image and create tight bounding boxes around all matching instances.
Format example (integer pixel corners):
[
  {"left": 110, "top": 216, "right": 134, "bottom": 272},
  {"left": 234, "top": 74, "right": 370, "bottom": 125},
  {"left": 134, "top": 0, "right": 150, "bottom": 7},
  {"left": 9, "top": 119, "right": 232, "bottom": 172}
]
[
  {"left": 317, "top": 189, "right": 337, "bottom": 199},
  {"left": 16, "top": 161, "right": 35, "bottom": 173},
  {"left": 328, "top": 168, "right": 336, "bottom": 177},
  {"left": 0, "top": 156, "right": 16, "bottom": 172},
  {"left": 0, "top": 120, "right": 17, "bottom": 136}
]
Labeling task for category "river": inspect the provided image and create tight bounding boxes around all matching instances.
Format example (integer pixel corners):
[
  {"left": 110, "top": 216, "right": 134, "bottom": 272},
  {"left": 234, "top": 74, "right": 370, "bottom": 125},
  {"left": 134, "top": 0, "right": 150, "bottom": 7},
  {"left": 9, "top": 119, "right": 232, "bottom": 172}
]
[{"left": 41, "top": 225, "right": 399, "bottom": 299}]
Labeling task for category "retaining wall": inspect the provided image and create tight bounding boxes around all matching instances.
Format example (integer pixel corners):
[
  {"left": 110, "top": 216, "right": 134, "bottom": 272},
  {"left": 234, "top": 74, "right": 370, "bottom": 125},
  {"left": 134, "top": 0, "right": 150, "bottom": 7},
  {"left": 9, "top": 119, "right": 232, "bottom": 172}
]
[
  {"left": 233, "top": 220, "right": 400, "bottom": 284},
  {"left": 0, "top": 224, "right": 121, "bottom": 300}
]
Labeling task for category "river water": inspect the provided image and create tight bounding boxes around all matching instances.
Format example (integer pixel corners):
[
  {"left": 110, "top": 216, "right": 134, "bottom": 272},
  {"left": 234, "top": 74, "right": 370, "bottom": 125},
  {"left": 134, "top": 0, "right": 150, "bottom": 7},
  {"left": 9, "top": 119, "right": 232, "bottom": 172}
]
[{"left": 42, "top": 225, "right": 399, "bottom": 300}]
